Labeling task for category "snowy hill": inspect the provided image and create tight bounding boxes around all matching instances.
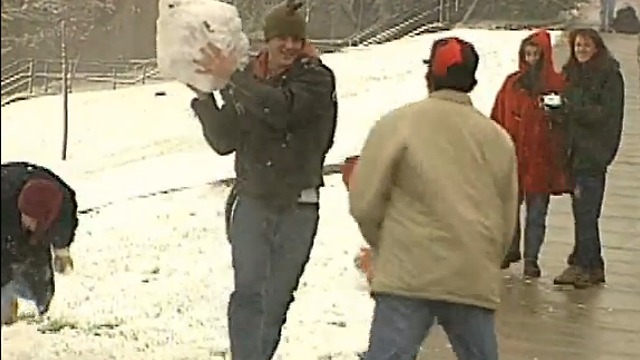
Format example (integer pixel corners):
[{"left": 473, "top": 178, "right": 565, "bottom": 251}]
[{"left": 1, "top": 29, "right": 561, "bottom": 360}]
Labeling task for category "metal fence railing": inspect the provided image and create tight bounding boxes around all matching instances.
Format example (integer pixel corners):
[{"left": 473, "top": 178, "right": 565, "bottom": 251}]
[
  {"left": 1, "top": 0, "right": 473, "bottom": 107},
  {"left": 0, "top": 58, "right": 164, "bottom": 106}
]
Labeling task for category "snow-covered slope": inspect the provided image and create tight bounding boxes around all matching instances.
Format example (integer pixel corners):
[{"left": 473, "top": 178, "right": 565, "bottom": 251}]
[
  {"left": 1, "top": 29, "right": 560, "bottom": 212},
  {"left": 1, "top": 29, "right": 561, "bottom": 359}
]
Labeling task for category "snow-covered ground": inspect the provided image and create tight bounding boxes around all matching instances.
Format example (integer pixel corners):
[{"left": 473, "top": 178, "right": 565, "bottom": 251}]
[{"left": 1, "top": 29, "right": 562, "bottom": 359}]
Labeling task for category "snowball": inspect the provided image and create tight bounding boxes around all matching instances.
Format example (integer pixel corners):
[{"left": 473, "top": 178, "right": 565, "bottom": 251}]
[{"left": 156, "top": 0, "right": 250, "bottom": 92}]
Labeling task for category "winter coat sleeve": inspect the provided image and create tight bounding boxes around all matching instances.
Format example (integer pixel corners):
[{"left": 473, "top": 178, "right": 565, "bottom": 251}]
[
  {"left": 190, "top": 89, "right": 240, "bottom": 156},
  {"left": 227, "top": 58, "right": 335, "bottom": 131},
  {"left": 349, "top": 116, "right": 405, "bottom": 248},
  {"left": 569, "top": 69, "right": 625, "bottom": 128},
  {"left": 490, "top": 78, "right": 509, "bottom": 127}
]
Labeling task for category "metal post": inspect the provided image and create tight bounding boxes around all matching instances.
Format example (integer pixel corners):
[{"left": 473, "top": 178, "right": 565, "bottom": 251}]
[
  {"left": 141, "top": 64, "right": 147, "bottom": 84},
  {"left": 43, "top": 62, "right": 50, "bottom": 93},
  {"left": 446, "top": 0, "right": 451, "bottom": 23},
  {"left": 439, "top": 0, "right": 444, "bottom": 23},
  {"left": 304, "top": 0, "right": 311, "bottom": 22},
  {"left": 61, "top": 20, "right": 69, "bottom": 161},
  {"left": 27, "top": 59, "right": 35, "bottom": 94},
  {"left": 357, "top": 0, "right": 364, "bottom": 32},
  {"left": 112, "top": 68, "right": 117, "bottom": 89},
  {"left": 69, "top": 59, "right": 76, "bottom": 93}
]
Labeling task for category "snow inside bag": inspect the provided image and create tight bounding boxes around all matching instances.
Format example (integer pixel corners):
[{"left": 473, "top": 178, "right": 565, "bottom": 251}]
[{"left": 156, "top": 0, "right": 250, "bottom": 92}]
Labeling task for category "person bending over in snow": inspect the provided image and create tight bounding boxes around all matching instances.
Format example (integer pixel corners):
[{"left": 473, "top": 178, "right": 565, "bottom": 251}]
[
  {"left": 348, "top": 37, "right": 518, "bottom": 360},
  {"left": 189, "top": 1, "right": 337, "bottom": 358},
  {"left": 1, "top": 161, "right": 79, "bottom": 325}
]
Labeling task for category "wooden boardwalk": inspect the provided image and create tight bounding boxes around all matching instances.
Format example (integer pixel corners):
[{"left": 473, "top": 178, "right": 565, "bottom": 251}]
[{"left": 418, "top": 32, "right": 640, "bottom": 360}]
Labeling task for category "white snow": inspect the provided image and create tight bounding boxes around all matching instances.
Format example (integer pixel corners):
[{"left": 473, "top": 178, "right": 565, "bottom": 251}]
[
  {"left": 156, "top": 0, "right": 250, "bottom": 92},
  {"left": 1, "top": 29, "right": 561, "bottom": 359}
]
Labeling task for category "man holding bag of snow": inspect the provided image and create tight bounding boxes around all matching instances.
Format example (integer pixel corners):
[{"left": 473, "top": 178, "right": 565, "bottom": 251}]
[
  {"left": 348, "top": 38, "right": 518, "bottom": 360},
  {"left": 189, "top": 1, "right": 337, "bottom": 358}
]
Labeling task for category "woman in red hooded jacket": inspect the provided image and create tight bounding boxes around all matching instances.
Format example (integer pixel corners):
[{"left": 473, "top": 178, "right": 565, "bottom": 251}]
[{"left": 491, "top": 29, "right": 571, "bottom": 278}]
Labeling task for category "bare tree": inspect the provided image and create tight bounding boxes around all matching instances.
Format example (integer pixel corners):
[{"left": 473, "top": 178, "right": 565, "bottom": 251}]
[{"left": 1, "top": 0, "right": 116, "bottom": 60}]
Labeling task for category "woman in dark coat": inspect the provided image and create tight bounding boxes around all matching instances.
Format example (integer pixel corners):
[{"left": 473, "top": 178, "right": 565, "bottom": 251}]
[
  {"left": 1, "top": 161, "right": 79, "bottom": 325},
  {"left": 552, "top": 28, "right": 625, "bottom": 288}
]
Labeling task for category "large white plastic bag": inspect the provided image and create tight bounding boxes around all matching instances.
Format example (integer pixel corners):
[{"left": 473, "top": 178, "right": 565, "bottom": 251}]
[{"left": 156, "top": 0, "right": 250, "bottom": 92}]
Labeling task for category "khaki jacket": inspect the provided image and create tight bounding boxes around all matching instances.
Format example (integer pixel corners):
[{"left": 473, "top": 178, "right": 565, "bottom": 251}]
[{"left": 349, "top": 90, "right": 518, "bottom": 310}]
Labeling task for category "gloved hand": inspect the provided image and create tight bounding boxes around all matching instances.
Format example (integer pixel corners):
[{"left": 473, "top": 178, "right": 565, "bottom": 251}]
[{"left": 53, "top": 247, "right": 74, "bottom": 274}]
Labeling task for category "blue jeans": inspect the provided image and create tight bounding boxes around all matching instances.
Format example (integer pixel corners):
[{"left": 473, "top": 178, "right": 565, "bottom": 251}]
[
  {"left": 1, "top": 282, "right": 19, "bottom": 324},
  {"left": 571, "top": 174, "right": 606, "bottom": 270},
  {"left": 227, "top": 195, "right": 319, "bottom": 360},
  {"left": 522, "top": 194, "right": 550, "bottom": 263},
  {"left": 0, "top": 252, "right": 55, "bottom": 320},
  {"left": 600, "top": 0, "right": 617, "bottom": 30},
  {"left": 505, "top": 194, "right": 550, "bottom": 262},
  {"left": 365, "top": 294, "right": 498, "bottom": 360},
  {"left": 1, "top": 269, "right": 54, "bottom": 324}
]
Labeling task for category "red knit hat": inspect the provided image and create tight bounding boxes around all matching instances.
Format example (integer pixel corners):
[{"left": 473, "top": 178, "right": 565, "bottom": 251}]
[{"left": 18, "top": 179, "right": 63, "bottom": 240}]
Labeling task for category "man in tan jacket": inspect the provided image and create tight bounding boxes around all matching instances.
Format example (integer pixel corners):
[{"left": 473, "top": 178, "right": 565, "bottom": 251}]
[{"left": 349, "top": 37, "right": 518, "bottom": 360}]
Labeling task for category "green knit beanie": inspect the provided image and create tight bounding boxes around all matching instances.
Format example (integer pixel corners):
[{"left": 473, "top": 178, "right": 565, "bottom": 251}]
[{"left": 263, "top": 0, "right": 306, "bottom": 41}]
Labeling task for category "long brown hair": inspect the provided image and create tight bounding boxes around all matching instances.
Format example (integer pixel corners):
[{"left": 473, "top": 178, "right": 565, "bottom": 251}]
[{"left": 564, "top": 28, "right": 612, "bottom": 70}]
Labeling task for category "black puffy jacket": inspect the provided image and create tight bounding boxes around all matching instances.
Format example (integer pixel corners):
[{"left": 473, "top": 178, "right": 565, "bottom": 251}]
[
  {"left": 561, "top": 56, "right": 625, "bottom": 175},
  {"left": 1, "top": 161, "right": 79, "bottom": 287}
]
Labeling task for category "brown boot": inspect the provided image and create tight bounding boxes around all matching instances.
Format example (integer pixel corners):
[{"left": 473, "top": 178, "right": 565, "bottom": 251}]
[
  {"left": 590, "top": 267, "right": 606, "bottom": 284},
  {"left": 553, "top": 265, "right": 578, "bottom": 285},
  {"left": 553, "top": 266, "right": 592, "bottom": 289},
  {"left": 573, "top": 269, "right": 593, "bottom": 289}
]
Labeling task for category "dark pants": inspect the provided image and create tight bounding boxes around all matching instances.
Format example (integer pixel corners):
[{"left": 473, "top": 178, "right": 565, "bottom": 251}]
[
  {"left": 506, "top": 194, "right": 550, "bottom": 262},
  {"left": 365, "top": 294, "right": 498, "bottom": 360},
  {"left": 567, "top": 174, "right": 607, "bottom": 270},
  {"left": 227, "top": 195, "right": 319, "bottom": 360}
]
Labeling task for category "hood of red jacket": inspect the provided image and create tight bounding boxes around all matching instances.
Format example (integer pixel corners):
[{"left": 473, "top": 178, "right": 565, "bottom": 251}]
[{"left": 517, "top": 29, "right": 564, "bottom": 91}]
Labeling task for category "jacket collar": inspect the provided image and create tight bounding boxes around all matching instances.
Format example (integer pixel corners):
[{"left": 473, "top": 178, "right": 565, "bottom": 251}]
[{"left": 429, "top": 89, "right": 473, "bottom": 106}]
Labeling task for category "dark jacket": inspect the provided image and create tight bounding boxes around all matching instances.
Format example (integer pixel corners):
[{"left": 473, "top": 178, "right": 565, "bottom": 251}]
[
  {"left": 1, "top": 162, "right": 78, "bottom": 293},
  {"left": 1, "top": 162, "right": 79, "bottom": 250},
  {"left": 612, "top": 6, "right": 640, "bottom": 34},
  {"left": 560, "top": 56, "right": 625, "bottom": 175},
  {"left": 191, "top": 54, "right": 337, "bottom": 206}
]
